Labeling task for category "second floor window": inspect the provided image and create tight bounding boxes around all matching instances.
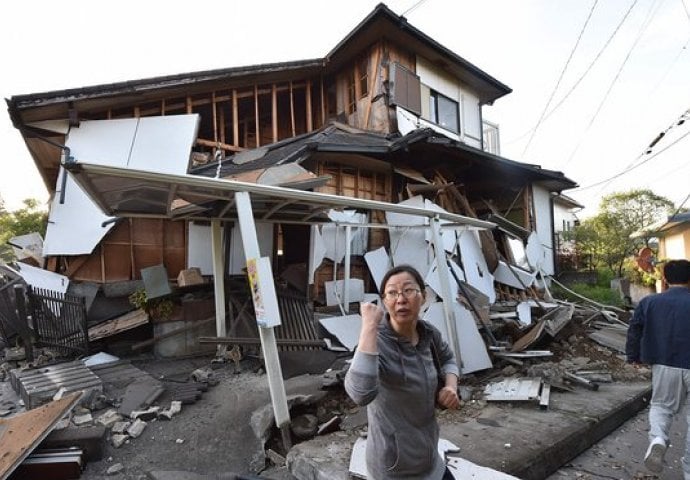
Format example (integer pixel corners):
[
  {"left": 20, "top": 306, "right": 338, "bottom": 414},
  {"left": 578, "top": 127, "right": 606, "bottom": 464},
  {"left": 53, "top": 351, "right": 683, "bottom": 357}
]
[{"left": 429, "top": 90, "right": 459, "bottom": 133}]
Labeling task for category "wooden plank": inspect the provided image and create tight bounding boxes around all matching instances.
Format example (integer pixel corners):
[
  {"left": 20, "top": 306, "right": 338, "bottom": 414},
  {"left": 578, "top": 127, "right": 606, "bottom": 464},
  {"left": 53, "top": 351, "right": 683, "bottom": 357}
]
[
  {"left": 0, "top": 391, "right": 82, "bottom": 480},
  {"left": 511, "top": 320, "right": 545, "bottom": 352},
  {"left": 88, "top": 309, "right": 149, "bottom": 341}
]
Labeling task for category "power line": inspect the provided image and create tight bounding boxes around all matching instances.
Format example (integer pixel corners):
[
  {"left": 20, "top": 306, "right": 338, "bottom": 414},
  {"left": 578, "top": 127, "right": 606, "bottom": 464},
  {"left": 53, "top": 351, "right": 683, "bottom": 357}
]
[
  {"left": 593, "top": 107, "right": 690, "bottom": 195},
  {"left": 402, "top": 0, "right": 428, "bottom": 16},
  {"left": 505, "top": 0, "right": 639, "bottom": 147},
  {"left": 572, "top": 126, "right": 690, "bottom": 192},
  {"left": 669, "top": 191, "right": 690, "bottom": 217},
  {"left": 521, "top": 0, "right": 599, "bottom": 156},
  {"left": 561, "top": 0, "right": 662, "bottom": 168}
]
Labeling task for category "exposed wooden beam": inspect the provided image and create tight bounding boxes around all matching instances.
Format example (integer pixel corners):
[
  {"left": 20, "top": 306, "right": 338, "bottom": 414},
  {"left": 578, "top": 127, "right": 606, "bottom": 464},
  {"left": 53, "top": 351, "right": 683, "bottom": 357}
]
[
  {"left": 306, "top": 80, "right": 313, "bottom": 132},
  {"left": 289, "top": 81, "right": 296, "bottom": 137},
  {"left": 232, "top": 90, "right": 239, "bottom": 147},
  {"left": 196, "top": 138, "right": 244, "bottom": 153},
  {"left": 272, "top": 84, "right": 278, "bottom": 143},
  {"left": 320, "top": 76, "right": 326, "bottom": 125},
  {"left": 254, "top": 84, "right": 260, "bottom": 148},
  {"left": 364, "top": 45, "right": 382, "bottom": 130},
  {"left": 212, "top": 92, "right": 218, "bottom": 145}
]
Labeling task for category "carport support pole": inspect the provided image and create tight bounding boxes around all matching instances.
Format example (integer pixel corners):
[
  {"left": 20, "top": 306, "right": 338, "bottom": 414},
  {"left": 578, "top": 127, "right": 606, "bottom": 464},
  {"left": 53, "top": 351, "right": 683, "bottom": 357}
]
[
  {"left": 429, "top": 216, "right": 463, "bottom": 370},
  {"left": 211, "top": 220, "right": 227, "bottom": 343},
  {"left": 343, "top": 225, "right": 352, "bottom": 312},
  {"left": 234, "top": 191, "right": 292, "bottom": 450}
]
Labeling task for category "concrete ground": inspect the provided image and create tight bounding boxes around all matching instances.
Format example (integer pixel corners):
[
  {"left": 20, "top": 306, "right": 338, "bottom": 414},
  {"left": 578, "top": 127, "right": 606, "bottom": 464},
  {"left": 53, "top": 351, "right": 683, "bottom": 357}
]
[
  {"left": 3, "top": 353, "right": 654, "bottom": 480},
  {"left": 75, "top": 356, "right": 326, "bottom": 479},
  {"left": 288, "top": 381, "right": 652, "bottom": 480},
  {"left": 548, "top": 404, "right": 688, "bottom": 480}
]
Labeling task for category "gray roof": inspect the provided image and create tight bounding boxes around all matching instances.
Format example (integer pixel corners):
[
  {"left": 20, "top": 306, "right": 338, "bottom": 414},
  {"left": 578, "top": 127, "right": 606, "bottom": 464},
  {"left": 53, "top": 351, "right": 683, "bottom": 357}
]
[{"left": 192, "top": 122, "right": 577, "bottom": 191}]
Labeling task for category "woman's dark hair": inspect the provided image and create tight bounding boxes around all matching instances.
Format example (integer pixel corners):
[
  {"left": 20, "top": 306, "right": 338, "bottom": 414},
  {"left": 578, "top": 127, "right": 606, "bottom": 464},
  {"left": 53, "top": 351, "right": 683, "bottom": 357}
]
[
  {"left": 663, "top": 259, "right": 690, "bottom": 284},
  {"left": 379, "top": 264, "right": 426, "bottom": 293}
]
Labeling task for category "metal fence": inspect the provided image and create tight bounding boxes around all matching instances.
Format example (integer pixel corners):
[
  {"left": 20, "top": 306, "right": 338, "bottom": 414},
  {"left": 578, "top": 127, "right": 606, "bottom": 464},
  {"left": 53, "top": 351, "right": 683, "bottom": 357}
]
[{"left": 27, "top": 286, "right": 88, "bottom": 357}]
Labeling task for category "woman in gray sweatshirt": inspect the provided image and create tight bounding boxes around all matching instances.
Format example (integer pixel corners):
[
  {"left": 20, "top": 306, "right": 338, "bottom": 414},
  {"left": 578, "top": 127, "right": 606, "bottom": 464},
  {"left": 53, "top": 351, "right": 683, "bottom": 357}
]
[{"left": 344, "top": 265, "right": 460, "bottom": 479}]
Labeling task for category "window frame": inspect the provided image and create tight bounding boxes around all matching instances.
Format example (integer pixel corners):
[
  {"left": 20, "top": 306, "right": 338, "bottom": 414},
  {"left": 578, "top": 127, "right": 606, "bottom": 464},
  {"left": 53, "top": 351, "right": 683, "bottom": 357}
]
[{"left": 429, "top": 89, "right": 460, "bottom": 134}]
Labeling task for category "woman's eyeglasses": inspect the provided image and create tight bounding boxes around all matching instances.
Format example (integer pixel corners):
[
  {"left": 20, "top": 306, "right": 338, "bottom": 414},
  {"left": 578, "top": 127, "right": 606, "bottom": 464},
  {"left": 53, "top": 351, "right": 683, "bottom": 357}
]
[{"left": 383, "top": 288, "right": 421, "bottom": 301}]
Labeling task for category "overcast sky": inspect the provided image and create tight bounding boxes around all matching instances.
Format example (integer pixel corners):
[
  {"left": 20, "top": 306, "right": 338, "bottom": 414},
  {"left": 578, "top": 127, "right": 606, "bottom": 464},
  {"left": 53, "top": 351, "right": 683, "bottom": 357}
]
[{"left": 2, "top": 0, "right": 689, "bottom": 217}]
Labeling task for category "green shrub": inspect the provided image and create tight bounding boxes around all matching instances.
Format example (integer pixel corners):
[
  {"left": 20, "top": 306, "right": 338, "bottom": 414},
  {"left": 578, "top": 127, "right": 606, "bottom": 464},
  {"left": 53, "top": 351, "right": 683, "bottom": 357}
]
[{"left": 552, "top": 280, "right": 624, "bottom": 308}]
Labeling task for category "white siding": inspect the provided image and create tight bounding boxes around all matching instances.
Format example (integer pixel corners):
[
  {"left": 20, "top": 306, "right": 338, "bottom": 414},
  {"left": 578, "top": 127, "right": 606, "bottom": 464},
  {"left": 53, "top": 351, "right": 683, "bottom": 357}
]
[
  {"left": 415, "top": 56, "right": 482, "bottom": 147},
  {"left": 532, "top": 185, "right": 555, "bottom": 275}
]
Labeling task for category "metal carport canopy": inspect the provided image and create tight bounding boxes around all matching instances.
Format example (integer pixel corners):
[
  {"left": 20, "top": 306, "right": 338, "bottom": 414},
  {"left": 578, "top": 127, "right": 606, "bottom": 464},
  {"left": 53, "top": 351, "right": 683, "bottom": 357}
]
[
  {"left": 62, "top": 161, "right": 496, "bottom": 229},
  {"left": 63, "top": 160, "right": 495, "bottom": 445}
]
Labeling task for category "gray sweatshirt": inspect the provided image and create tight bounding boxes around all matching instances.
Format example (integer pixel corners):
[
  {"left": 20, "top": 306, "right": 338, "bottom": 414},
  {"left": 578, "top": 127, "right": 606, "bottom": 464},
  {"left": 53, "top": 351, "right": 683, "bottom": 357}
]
[{"left": 344, "top": 318, "right": 459, "bottom": 480}]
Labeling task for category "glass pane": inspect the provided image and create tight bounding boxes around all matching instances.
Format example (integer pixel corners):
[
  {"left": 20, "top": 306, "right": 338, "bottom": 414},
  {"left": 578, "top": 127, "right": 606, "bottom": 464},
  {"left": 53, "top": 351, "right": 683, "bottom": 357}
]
[{"left": 437, "top": 95, "right": 459, "bottom": 132}]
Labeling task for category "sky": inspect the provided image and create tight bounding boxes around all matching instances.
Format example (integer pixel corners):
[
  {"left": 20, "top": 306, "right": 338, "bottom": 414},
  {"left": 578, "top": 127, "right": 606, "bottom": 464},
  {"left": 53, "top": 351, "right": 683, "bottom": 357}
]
[{"left": 2, "top": 0, "right": 689, "bottom": 218}]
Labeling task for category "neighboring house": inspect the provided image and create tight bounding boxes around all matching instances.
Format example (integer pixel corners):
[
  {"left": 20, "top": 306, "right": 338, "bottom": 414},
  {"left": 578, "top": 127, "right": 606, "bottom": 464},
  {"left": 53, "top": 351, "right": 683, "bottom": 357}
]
[
  {"left": 637, "top": 212, "right": 690, "bottom": 261},
  {"left": 6, "top": 3, "right": 577, "bottom": 291},
  {"left": 552, "top": 193, "right": 583, "bottom": 272}
]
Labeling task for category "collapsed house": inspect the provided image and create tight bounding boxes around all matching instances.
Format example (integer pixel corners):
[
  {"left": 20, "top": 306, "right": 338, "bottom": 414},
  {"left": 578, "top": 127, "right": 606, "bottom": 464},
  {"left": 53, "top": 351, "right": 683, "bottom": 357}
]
[
  {"left": 4, "top": 2, "right": 576, "bottom": 345},
  {"left": 1, "top": 5, "right": 650, "bottom": 479}
]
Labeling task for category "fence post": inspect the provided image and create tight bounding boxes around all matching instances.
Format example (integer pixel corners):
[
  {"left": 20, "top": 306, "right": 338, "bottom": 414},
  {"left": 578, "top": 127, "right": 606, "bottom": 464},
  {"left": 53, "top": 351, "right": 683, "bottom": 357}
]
[{"left": 14, "top": 285, "right": 33, "bottom": 363}]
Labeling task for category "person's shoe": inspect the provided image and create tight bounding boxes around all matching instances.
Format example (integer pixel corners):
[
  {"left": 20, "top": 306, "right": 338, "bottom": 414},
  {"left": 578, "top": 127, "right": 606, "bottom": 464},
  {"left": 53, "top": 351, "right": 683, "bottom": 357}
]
[{"left": 644, "top": 437, "right": 666, "bottom": 473}]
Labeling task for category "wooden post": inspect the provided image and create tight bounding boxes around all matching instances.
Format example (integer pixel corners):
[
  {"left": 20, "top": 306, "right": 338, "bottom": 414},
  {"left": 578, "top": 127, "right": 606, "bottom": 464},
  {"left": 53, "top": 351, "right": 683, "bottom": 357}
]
[
  {"left": 272, "top": 84, "right": 278, "bottom": 143},
  {"left": 212, "top": 92, "right": 218, "bottom": 146},
  {"left": 254, "top": 85, "right": 260, "bottom": 147},
  {"left": 232, "top": 89, "right": 239, "bottom": 147},
  {"left": 289, "top": 81, "right": 296, "bottom": 137},
  {"left": 306, "top": 80, "right": 313, "bottom": 132},
  {"left": 320, "top": 76, "right": 326, "bottom": 126}
]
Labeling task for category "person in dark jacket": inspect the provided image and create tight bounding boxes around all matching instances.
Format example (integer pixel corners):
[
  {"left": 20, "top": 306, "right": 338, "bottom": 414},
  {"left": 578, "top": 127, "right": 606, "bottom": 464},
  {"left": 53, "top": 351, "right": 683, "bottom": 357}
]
[
  {"left": 626, "top": 259, "right": 690, "bottom": 478},
  {"left": 344, "top": 264, "right": 461, "bottom": 480}
]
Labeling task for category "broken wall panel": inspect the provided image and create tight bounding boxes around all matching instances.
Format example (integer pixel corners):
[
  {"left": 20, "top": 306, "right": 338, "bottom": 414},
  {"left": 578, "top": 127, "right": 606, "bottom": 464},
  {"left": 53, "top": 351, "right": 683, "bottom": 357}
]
[
  {"left": 324, "top": 279, "right": 365, "bottom": 307},
  {"left": 363, "top": 247, "right": 391, "bottom": 293},
  {"left": 318, "top": 314, "right": 362, "bottom": 351},
  {"left": 493, "top": 261, "right": 536, "bottom": 290},
  {"left": 457, "top": 230, "right": 495, "bottom": 304},
  {"left": 43, "top": 116, "right": 198, "bottom": 257},
  {"left": 423, "top": 302, "right": 492, "bottom": 374}
]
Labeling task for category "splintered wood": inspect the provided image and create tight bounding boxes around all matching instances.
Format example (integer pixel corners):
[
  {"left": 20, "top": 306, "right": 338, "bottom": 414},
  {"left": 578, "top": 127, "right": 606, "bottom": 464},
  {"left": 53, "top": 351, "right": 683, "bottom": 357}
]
[{"left": 0, "top": 392, "right": 82, "bottom": 480}]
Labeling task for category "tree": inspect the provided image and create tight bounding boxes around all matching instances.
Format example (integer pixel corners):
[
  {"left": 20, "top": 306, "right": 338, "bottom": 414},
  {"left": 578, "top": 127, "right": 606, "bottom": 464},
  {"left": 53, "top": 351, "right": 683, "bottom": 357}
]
[
  {"left": 0, "top": 198, "right": 49, "bottom": 262},
  {"left": 572, "top": 189, "right": 675, "bottom": 277}
]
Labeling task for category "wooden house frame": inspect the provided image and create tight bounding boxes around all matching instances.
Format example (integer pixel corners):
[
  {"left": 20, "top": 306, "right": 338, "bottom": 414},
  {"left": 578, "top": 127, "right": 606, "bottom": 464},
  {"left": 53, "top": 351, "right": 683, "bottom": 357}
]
[{"left": 6, "top": 4, "right": 576, "bottom": 290}]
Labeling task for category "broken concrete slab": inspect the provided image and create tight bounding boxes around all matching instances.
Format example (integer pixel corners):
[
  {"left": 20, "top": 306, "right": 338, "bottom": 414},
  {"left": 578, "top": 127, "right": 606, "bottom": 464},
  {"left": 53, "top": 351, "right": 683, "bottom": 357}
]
[{"left": 118, "top": 379, "right": 165, "bottom": 418}]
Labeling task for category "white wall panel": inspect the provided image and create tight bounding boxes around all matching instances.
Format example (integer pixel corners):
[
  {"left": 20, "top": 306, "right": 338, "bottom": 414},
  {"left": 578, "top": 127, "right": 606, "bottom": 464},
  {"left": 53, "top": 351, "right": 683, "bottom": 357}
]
[{"left": 532, "top": 185, "right": 555, "bottom": 275}]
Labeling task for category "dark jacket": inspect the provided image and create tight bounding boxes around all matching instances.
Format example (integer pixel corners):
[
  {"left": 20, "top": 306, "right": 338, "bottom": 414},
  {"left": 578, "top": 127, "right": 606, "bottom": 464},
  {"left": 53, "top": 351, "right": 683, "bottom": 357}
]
[
  {"left": 626, "top": 286, "right": 690, "bottom": 368},
  {"left": 344, "top": 318, "right": 458, "bottom": 480}
]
